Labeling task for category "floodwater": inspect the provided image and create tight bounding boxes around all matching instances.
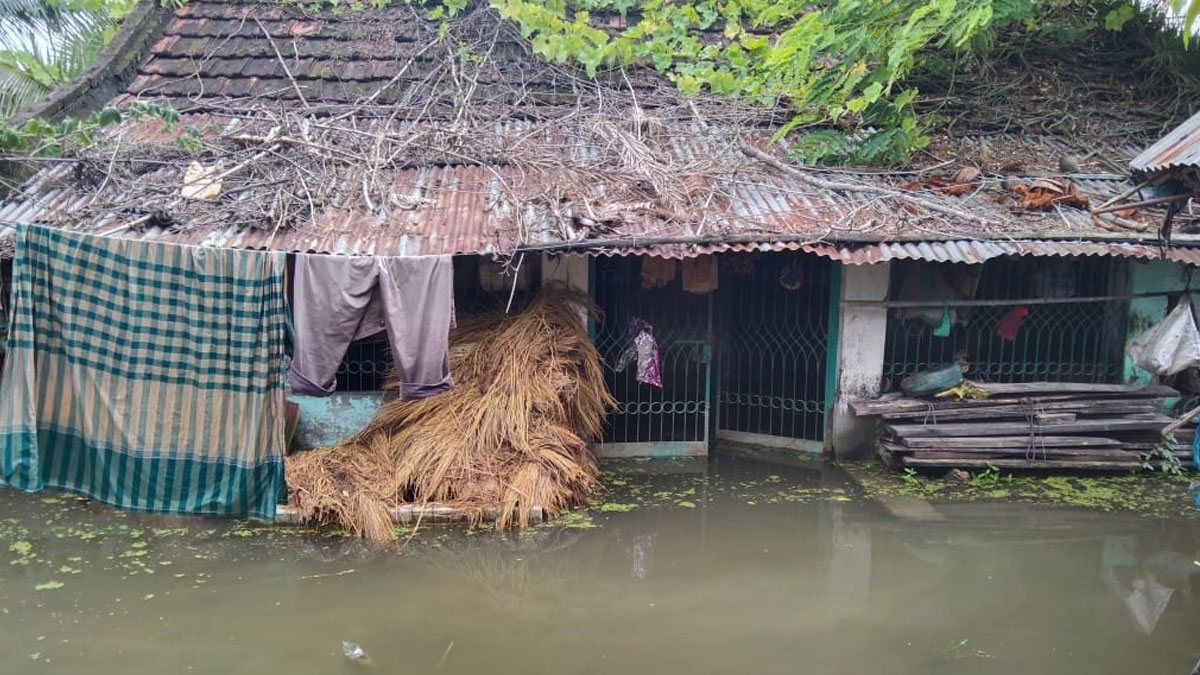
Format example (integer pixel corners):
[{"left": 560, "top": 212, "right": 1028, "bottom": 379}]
[{"left": 1, "top": 449, "right": 1198, "bottom": 675}]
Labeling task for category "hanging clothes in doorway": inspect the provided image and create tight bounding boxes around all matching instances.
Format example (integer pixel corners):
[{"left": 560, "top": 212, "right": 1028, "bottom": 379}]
[
  {"left": 640, "top": 256, "right": 677, "bottom": 289},
  {"left": 288, "top": 254, "right": 455, "bottom": 400},
  {"left": 681, "top": 254, "right": 718, "bottom": 294},
  {"left": 0, "top": 225, "right": 289, "bottom": 520},
  {"left": 994, "top": 305, "right": 1030, "bottom": 341},
  {"left": 615, "top": 317, "right": 661, "bottom": 387}
]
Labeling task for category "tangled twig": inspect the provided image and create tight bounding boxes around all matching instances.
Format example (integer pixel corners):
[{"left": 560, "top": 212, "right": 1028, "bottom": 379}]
[{"left": 1, "top": 4, "right": 1097, "bottom": 255}]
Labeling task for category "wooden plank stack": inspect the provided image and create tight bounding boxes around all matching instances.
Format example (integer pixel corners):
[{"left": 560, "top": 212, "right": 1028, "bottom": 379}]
[{"left": 850, "top": 383, "right": 1194, "bottom": 471}]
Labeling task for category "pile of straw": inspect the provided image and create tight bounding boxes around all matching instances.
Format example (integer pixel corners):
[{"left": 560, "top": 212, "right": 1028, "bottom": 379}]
[{"left": 285, "top": 289, "right": 615, "bottom": 540}]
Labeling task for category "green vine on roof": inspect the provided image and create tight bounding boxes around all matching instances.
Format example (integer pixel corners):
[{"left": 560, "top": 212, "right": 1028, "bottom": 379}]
[
  {"left": 0, "top": 101, "right": 179, "bottom": 156},
  {"left": 471, "top": 0, "right": 1005, "bottom": 165},
  {"left": 424, "top": 0, "right": 1196, "bottom": 165}
]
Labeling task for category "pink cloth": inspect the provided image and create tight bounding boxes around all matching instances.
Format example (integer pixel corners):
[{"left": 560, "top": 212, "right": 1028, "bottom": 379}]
[{"left": 288, "top": 254, "right": 455, "bottom": 399}]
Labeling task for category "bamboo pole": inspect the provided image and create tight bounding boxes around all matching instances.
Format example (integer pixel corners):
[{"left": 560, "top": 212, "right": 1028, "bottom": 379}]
[{"left": 1162, "top": 402, "right": 1200, "bottom": 437}]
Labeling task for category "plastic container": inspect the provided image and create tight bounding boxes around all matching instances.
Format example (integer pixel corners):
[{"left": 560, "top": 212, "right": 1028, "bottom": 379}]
[{"left": 900, "top": 362, "right": 964, "bottom": 397}]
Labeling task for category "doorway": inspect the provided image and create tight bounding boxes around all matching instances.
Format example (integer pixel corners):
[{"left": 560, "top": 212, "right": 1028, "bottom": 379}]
[{"left": 591, "top": 252, "right": 833, "bottom": 456}]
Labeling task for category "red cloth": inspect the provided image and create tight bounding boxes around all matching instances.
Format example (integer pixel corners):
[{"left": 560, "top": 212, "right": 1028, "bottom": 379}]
[{"left": 995, "top": 306, "right": 1030, "bottom": 341}]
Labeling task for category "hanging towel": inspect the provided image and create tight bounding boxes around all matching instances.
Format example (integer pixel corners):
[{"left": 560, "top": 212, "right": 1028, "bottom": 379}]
[
  {"left": 288, "top": 254, "right": 455, "bottom": 400},
  {"left": 994, "top": 305, "right": 1030, "bottom": 341},
  {"left": 0, "top": 224, "right": 289, "bottom": 520},
  {"left": 932, "top": 303, "right": 952, "bottom": 337},
  {"left": 681, "top": 254, "right": 718, "bottom": 294},
  {"left": 640, "top": 257, "right": 677, "bottom": 289}
]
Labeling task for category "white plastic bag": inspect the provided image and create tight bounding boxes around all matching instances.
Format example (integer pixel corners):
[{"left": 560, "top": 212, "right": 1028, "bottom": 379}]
[{"left": 1126, "top": 302, "right": 1200, "bottom": 377}]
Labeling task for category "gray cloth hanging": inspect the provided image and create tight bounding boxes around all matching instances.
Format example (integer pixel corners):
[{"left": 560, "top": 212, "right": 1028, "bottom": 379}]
[{"left": 288, "top": 254, "right": 455, "bottom": 399}]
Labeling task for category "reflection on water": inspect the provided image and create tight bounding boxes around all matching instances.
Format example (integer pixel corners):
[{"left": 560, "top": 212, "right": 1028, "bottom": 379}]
[{"left": 0, "top": 449, "right": 1197, "bottom": 674}]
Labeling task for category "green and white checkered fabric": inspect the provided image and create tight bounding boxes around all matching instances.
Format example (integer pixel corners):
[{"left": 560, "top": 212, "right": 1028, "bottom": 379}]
[{"left": 0, "top": 224, "right": 288, "bottom": 520}]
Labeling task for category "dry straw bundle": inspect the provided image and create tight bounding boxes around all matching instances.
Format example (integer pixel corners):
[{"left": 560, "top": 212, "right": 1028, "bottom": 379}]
[{"left": 285, "top": 288, "right": 615, "bottom": 540}]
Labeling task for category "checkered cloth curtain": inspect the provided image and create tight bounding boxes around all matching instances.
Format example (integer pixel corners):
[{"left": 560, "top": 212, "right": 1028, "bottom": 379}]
[{"left": 0, "top": 225, "right": 288, "bottom": 520}]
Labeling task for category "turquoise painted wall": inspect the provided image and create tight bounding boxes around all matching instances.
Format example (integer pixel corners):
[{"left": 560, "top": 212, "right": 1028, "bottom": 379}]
[
  {"left": 1124, "top": 259, "right": 1196, "bottom": 385},
  {"left": 290, "top": 393, "right": 386, "bottom": 450}
]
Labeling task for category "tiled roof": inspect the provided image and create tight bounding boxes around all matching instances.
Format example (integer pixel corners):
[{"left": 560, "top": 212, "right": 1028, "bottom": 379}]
[
  {"left": 118, "top": 1, "right": 659, "bottom": 114},
  {"left": 129, "top": 3, "right": 425, "bottom": 103}
]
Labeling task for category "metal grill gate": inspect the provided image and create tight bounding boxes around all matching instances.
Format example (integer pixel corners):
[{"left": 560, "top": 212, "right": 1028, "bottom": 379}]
[
  {"left": 715, "top": 253, "right": 832, "bottom": 448},
  {"left": 593, "top": 256, "right": 713, "bottom": 456},
  {"left": 592, "top": 252, "right": 832, "bottom": 455},
  {"left": 883, "top": 257, "right": 1128, "bottom": 385}
]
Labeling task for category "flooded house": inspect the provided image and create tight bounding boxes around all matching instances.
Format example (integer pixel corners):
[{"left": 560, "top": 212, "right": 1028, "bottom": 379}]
[{"left": 0, "top": 0, "right": 1197, "bottom": 526}]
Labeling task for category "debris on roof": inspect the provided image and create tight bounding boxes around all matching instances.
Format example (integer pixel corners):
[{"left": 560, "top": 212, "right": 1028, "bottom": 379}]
[{"left": 0, "top": 1, "right": 1197, "bottom": 262}]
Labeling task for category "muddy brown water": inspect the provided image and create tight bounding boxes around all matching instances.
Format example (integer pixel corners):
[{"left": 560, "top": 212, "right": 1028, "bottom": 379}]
[{"left": 0, "top": 450, "right": 1197, "bottom": 674}]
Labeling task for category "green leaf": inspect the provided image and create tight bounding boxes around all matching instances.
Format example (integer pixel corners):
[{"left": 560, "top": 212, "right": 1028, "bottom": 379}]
[
  {"left": 0, "top": 125, "right": 22, "bottom": 149},
  {"left": 1103, "top": 5, "right": 1135, "bottom": 32},
  {"left": 845, "top": 95, "right": 869, "bottom": 113},
  {"left": 35, "top": 139, "right": 60, "bottom": 156},
  {"left": 674, "top": 73, "right": 702, "bottom": 95},
  {"left": 1186, "top": 0, "right": 1200, "bottom": 48}
]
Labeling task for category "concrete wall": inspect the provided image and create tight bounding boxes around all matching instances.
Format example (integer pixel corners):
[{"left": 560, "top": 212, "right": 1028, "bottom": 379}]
[
  {"left": 291, "top": 392, "right": 386, "bottom": 451},
  {"left": 828, "top": 262, "right": 891, "bottom": 460},
  {"left": 1124, "top": 260, "right": 1195, "bottom": 385}
]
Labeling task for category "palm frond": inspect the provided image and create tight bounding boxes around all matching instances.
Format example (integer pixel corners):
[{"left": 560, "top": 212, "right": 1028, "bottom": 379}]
[
  {"left": 0, "top": 4, "right": 112, "bottom": 119},
  {"left": 0, "top": 60, "right": 51, "bottom": 118}
]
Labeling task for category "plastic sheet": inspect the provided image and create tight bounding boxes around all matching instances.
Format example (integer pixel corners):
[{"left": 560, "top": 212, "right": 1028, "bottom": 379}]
[{"left": 1126, "top": 303, "right": 1200, "bottom": 377}]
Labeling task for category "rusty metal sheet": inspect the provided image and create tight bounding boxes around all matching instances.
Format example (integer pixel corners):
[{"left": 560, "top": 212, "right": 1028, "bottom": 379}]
[
  {"left": 1131, "top": 109, "right": 1200, "bottom": 173},
  {"left": 792, "top": 240, "right": 1200, "bottom": 266},
  {"left": 2, "top": 116, "right": 1197, "bottom": 265},
  {"left": 587, "top": 239, "right": 1200, "bottom": 267}
]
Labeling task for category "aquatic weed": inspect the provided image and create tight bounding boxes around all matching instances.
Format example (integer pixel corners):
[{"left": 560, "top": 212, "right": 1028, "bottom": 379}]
[
  {"left": 534, "top": 512, "right": 597, "bottom": 530},
  {"left": 843, "top": 459, "right": 1199, "bottom": 518},
  {"left": 967, "top": 464, "right": 1010, "bottom": 486}
]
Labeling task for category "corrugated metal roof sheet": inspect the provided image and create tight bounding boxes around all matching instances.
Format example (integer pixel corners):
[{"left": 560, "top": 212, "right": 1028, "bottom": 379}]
[
  {"left": 2, "top": 118, "right": 1195, "bottom": 264},
  {"left": 0, "top": 162, "right": 517, "bottom": 257},
  {"left": 802, "top": 240, "right": 1200, "bottom": 266},
  {"left": 1131, "top": 109, "right": 1200, "bottom": 173},
  {"left": 591, "top": 238, "right": 1200, "bottom": 265}
]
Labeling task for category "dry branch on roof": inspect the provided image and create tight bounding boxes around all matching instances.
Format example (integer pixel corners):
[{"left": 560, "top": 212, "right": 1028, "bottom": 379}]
[
  {"left": 0, "top": 4, "right": 1122, "bottom": 252},
  {"left": 910, "top": 13, "right": 1200, "bottom": 170}
]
